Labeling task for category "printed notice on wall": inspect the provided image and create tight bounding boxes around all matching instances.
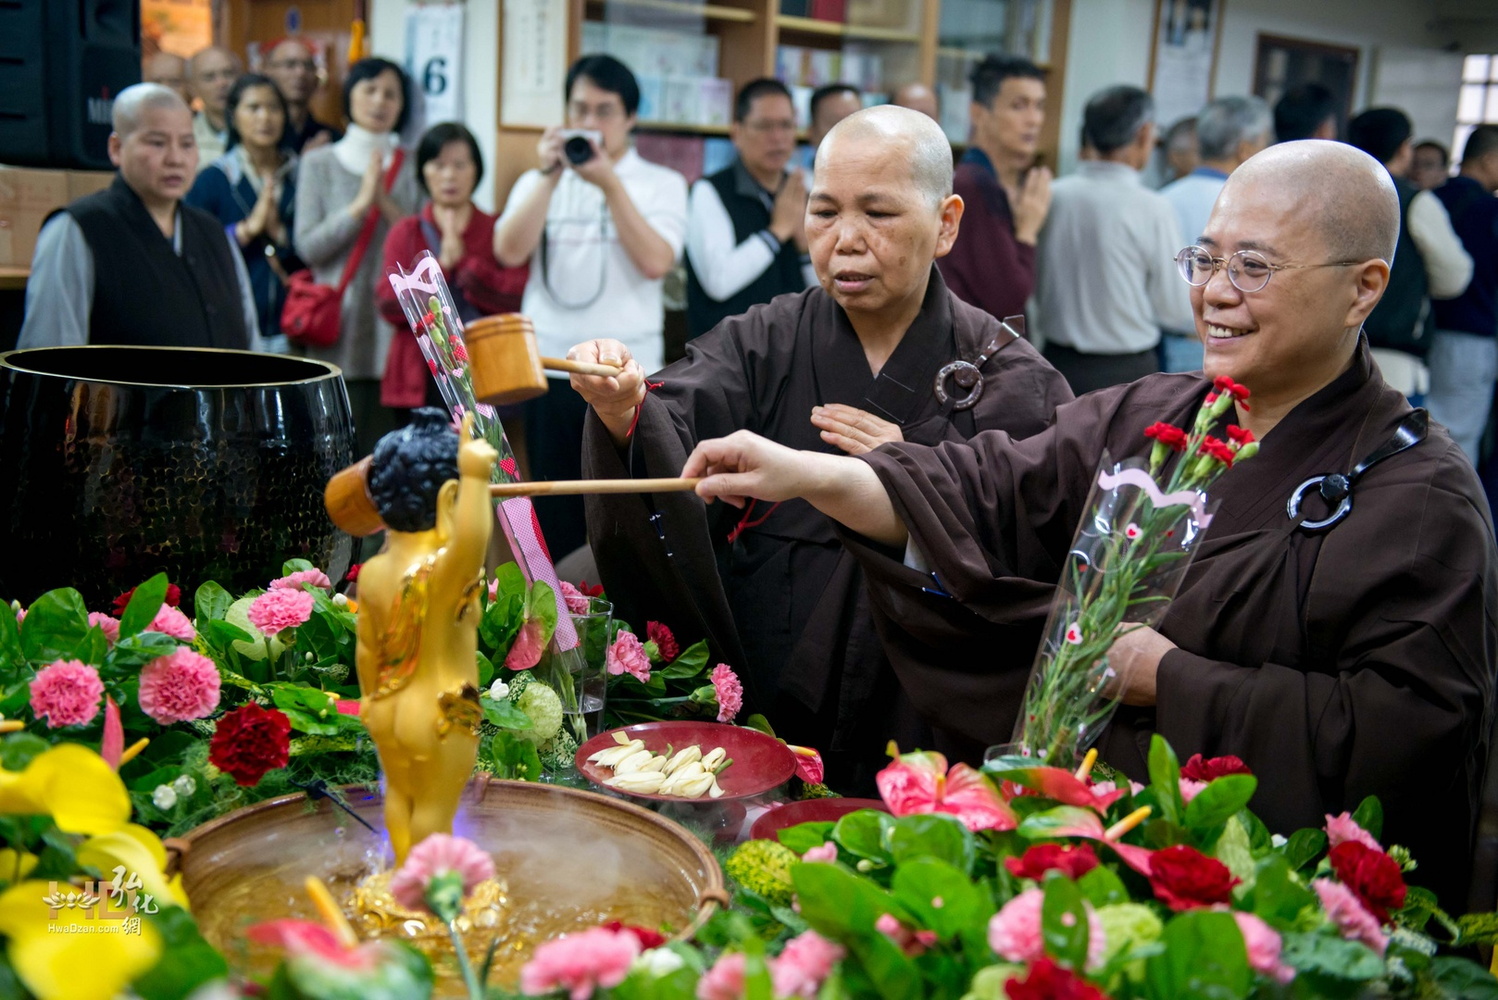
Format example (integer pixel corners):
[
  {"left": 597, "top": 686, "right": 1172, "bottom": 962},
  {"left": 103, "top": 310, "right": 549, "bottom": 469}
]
[
  {"left": 502, "top": 0, "right": 567, "bottom": 127},
  {"left": 406, "top": 4, "right": 465, "bottom": 135}
]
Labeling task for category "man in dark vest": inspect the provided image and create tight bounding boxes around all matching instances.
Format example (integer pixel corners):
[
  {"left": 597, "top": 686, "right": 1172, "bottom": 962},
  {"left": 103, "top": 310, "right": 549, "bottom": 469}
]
[
  {"left": 18, "top": 83, "right": 256, "bottom": 350},
  {"left": 1347, "top": 108, "right": 1472, "bottom": 379},
  {"left": 685, "top": 78, "right": 814, "bottom": 339}
]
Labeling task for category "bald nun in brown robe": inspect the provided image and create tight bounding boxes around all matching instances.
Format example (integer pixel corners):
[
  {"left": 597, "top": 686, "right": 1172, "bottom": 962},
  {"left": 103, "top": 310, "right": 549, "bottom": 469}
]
[
  {"left": 683, "top": 140, "right": 1498, "bottom": 911},
  {"left": 567, "top": 106, "right": 1072, "bottom": 787}
]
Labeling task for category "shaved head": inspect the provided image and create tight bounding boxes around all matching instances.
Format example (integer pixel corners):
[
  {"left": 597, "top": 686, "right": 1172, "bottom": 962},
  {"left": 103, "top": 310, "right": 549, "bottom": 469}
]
[
  {"left": 817, "top": 105, "right": 953, "bottom": 207},
  {"left": 1230, "top": 139, "right": 1398, "bottom": 263},
  {"left": 113, "top": 82, "right": 191, "bottom": 137}
]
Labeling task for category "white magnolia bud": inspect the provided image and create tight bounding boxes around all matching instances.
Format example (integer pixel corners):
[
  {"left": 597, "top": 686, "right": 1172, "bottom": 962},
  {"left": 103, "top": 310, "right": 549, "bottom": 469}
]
[
  {"left": 152, "top": 785, "right": 178, "bottom": 810},
  {"left": 604, "top": 771, "right": 666, "bottom": 794},
  {"left": 487, "top": 679, "right": 510, "bottom": 700},
  {"left": 172, "top": 775, "right": 196, "bottom": 797}
]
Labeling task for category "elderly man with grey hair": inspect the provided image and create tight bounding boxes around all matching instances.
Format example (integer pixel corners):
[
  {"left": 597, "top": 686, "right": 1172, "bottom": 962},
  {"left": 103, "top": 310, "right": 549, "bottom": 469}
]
[
  {"left": 1158, "top": 95, "right": 1272, "bottom": 371},
  {"left": 1032, "top": 85, "right": 1195, "bottom": 393},
  {"left": 18, "top": 83, "right": 257, "bottom": 350},
  {"left": 565, "top": 105, "right": 1071, "bottom": 790}
]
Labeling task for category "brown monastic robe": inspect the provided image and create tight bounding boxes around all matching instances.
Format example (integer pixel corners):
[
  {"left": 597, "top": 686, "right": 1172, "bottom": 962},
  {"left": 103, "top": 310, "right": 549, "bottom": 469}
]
[
  {"left": 583, "top": 268, "right": 1072, "bottom": 786},
  {"left": 846, "top": 339, "right": 1497, "bottom": 910}
]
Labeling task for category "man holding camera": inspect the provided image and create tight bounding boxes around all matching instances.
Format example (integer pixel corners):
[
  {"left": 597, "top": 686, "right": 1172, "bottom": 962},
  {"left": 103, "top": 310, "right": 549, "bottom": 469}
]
[
  {"left": 494, "top": 54, "right": 688, "bottom": 558},
  {"left": 685, "top": 78, "right": 815, "bottom": 340}
]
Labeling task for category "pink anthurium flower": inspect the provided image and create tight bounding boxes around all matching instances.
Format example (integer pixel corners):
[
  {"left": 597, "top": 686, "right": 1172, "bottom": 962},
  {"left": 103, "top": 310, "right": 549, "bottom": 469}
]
[
  {"left": 249, "top": 919, "right": 381, "bottom": 972},
  {"left": 100, "top": 696, "right": 124, "bottom": 770},
  {"left": 986, "top": 762, "right": 1129, "bottom": 813},
  {"left": 876, "top": 747, "right": 1016, "bottom": 832}
]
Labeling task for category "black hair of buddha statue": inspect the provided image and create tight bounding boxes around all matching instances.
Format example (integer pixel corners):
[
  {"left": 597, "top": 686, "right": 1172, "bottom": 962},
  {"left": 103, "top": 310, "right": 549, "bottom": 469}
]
[{"left": 368, "top": 408, "right": 461, "bottom": 532}]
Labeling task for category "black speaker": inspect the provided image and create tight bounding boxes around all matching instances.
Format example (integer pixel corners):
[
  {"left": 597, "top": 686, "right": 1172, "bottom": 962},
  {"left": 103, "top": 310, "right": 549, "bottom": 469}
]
[{"left": 0, "top": 0, "right": 141, "bottom": 170}]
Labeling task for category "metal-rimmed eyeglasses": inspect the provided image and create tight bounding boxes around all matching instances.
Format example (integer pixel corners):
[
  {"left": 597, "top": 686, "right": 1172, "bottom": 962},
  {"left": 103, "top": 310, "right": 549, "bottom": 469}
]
[{"left": 1174, "top": 245, "right": 1362, "bottom": 294}]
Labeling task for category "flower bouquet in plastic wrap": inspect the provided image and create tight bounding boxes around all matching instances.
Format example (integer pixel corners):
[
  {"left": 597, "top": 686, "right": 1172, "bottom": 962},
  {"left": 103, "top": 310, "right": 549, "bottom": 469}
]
[{"left": 1008, "top": 377, "right": 1258, "bottom": 764}]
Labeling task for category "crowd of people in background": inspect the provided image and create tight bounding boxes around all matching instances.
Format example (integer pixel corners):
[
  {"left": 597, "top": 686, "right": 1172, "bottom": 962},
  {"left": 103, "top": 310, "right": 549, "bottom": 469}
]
[{"left": 16, "top": 38, "right": 1498, "bottom": 549}]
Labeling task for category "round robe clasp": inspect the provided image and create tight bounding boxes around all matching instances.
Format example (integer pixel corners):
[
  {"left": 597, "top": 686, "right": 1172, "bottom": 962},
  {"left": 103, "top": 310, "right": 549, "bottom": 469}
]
[
  {"left": 1286, "top": 475, "right": 1352, "bottom": 531},
  {"left": 934, "top": 361, "right": 983, "bottom": 410}
]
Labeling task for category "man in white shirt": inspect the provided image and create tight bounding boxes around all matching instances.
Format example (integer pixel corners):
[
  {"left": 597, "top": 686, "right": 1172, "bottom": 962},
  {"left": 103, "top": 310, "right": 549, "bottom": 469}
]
[
  {"left": 1347, "top": 107, "right": 1473, "bottom": 397},
  {"left": 685, "top": 78, "right": 814, "bottom": 339},
  {"left": 494, "top": 53, "right": 688, "bottom": 558},
  {"left": 1158, "top": 95, "right": 1271, "bottom": 371},
  {"left": 1032, "top": 86, "right": 1193, "bottom": 395}
]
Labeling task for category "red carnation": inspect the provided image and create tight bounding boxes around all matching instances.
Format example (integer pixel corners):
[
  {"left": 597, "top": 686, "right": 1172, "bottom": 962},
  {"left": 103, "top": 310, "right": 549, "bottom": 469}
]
[
  {"left": 1143, "top": 422, "right": 1189, "bottom": 451},
  {"left": 449, "top": 334, "right": 470, "bottom": 364},
  {"left": 1213, "top": 375, "right": 1251, "bottom": 402},
  {"left": 209, "top": 703, "right": 292, "bottom": 787},
  {"left": 646, "top": 621, "right": 679, "bottom": 662},
  {"left": 1148, "top": 844, "right": 1240, "bottom": 911},
  {"left": 1225, "top": 425, "right": 1254, "bottom": 446},
  {"left": 112, "top": 582, "right": 181, "bottom": 616},
  {"left": 420, "top": 310, "right": 437, "bottom": 330},
  {"left": 602, "top": 921, "right": 667, "bottom": 950},
  {"left": 1199, "top": 436, "right": 1236, "bottom": 466},
  {"left": 1005, "top": 843, "right": 1100, "bottom": 881},
  {"left": 1180, "top": 753, "right": 1252, "bottom": 782},
  {"left": 1329, "top": 841, "right": 1407, "bottom": 922},
  {"left": 1004, "top": 958, "right": 1108, "bottom": 1000},
  {"left": 578, "top": 580, "right": 606, "bottom": 598},
  {"left": 345, "top": 562, "right": 362, "bottom": 583}
]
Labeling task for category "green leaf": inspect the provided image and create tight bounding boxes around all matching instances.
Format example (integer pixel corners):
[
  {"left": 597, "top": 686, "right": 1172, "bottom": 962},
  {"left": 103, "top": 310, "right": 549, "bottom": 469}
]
[
  {"left": 19, "top": 587, "right": 90, "bottom": 662},
  {"left": 0, "top": 733, "right": 51, "bottom": 770},
  {"left": 1041, "top": 876, "right": 1092, "bottom": 971},
  {"left": 1077, "top": 864, "right": 1128, "bottom": 907},
  {"left": 482, "top": 698, "right": 532, "bottom": 730},
  {"left": 1280, "top": 929, "right": 1384, "bottom": 981},
  {"left": 1017, "top": 805, "right": 1106, "bottom": 841},
  {"left": 0, "top": 603, "right": 24, "bottom": 672},
  {"left": 1350, "top": 795, "right": 1383, "bottom": 841},
  {"left": 1146, "top": 735, "right": 1181, "bottom": 826},
  {"left": 659, "top": 640, "right": 710, "bottom": 679},
  {"left": 886, "top": 813, "right": 976, "bottom": 873},
  {"left": 832, "top": 810, "right": 894, "bottom": 863},
  {"left": 527, "top": 579, "right": 559, "bottom": 649},
  {"left": 270, "top": 686, "right": 340, "bottom": 734},
  {"left": 846, "top": 927, "right": 923, "bottom": 1000},
  {"left": 201, "top": 619, "right": 253, "bottom": 645},
  {"left": 777, "top": 821, "right": 836, "bottom": 855},
  {"left": 1281, "top": 827, "right": 1327, "bottom": 871},
  {"left": 132, "top": 907, "right": 229, "bottom": 1000},
  {"left": 1245, "top": 853, "right": 1315, "bottom": 925},
  {"left": 1431, "top": 957, "right": 1498, "bottom": 1000},
  {"left": 890, "top": 857, "right": 993, "bottom": 942},
  {"left": 1211, "top": 815, "right": 1256, "bottom": 892},
  {"left": 192, "top": 581, "right": 234, "bottom": 629},
  {"left": 476, "top": 650, "right": 494, "bottom": 689},
  {"left": 481, "top": 730, "right": 541, "bottom": 781},
  {"left": 1457, "top": 911, "right": 1498, "bottom": 946},
  {"left": 1183, "top": 775, "right": 1257, "bottom": 831},
  {"left": 792, "top": 852, "right": 901, "bottom": 937},
  {"left": 104, "top": 631, "right": 179, "bottom": 669},
  {"left": 119, "top": 573, "right": 169, "bottom": 640},
  {"left": 1144, "top": 910, "right": 1250, "bottom": 1000},
  {"left": 281, "top": 558, "right": 316, "bottom": 576}
]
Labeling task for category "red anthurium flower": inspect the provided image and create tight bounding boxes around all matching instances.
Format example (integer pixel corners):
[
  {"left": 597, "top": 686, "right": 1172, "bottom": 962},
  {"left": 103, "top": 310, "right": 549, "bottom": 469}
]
[
  {"left": 1005, "top": 958, "right": 1109, "bottom": 1000},
  {"left": 1147, "top": 844, "right": 1240, "bottom": 911},
  {"left": 876, "top": 748, "right": 1017, "bottom": 832},
  {"left": 1328, "top": 841, "right": 1407, "bottom": 922},
  {"left": 1005, "top": 843, "right": 1100, "bottom": 881},
  {"left": 1143, "top": 422, "right": 1189, "bottom": 451},
  {"left": 990, "top": 764, "right": 1128, "bottom": 812},
  {"left": 1179, "top": 753, "right": 1252, "bottom": 782}
]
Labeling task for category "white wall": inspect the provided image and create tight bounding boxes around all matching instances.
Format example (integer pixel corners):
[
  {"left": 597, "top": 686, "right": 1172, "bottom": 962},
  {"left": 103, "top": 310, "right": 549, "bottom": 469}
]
[
  {"left": 1057, "top": 0, "right": 1461, "bottom": 175},
  {"left": 369, "top": 1, "right": 500, "bottom": 212}
]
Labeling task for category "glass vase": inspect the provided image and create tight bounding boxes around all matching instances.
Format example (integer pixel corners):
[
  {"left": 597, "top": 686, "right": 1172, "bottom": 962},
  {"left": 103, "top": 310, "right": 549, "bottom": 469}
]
[
  {"left": 535, "top": 596, "right": 613, "bottom": 746},
  {"left": 1009, "top": 451, "right": 1218, "bottom": 763}
]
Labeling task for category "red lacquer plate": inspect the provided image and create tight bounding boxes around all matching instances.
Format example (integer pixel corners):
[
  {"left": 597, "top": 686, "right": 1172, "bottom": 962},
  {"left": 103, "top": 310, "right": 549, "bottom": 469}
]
[
  {"left": 748, "top": 798, "right": 890, "bottom": 841},
  {"left": 575, "top": 720, "right": 798, "bottom": 804}
]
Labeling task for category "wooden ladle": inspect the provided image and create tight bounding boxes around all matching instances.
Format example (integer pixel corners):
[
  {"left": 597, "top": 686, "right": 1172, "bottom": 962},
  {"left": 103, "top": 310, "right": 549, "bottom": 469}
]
[
  {"left": 462, "top": 313, "right": 623, "bottom": 405},
  {"left": 324, "top": 455, "right": 699, "bottom": 537}
]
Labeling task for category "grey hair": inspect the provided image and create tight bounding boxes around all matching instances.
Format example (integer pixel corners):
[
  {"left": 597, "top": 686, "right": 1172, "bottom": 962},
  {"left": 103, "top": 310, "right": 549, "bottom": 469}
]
[
  {"left": 112, "top": 82, "right": 191, "bottom": 136},
  {"left": 1196, "top": 96, "right": 1272, "bottom": 161},
  {"left": 817, "top": 104, "right": 953, "bottom": 207},
  {"left": 1083, "top": 86, "right": 1154, "bottom": 155}
]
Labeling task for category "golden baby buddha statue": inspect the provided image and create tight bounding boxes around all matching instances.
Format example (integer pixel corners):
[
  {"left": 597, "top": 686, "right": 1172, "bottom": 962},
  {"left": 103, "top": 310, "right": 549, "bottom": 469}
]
[{"left": 354, "top": 409, "right": 496, "bottom": 866}]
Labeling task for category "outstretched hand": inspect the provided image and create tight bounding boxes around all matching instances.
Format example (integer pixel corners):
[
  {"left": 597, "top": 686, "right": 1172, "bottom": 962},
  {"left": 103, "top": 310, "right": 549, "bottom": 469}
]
[{"left": 684, "top": 430, "right": 818, "bottom": 509}]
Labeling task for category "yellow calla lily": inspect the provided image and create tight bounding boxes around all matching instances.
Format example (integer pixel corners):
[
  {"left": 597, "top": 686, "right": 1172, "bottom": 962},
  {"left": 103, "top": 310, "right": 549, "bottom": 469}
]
[
  {"left": 0, "top": 880, "right": 162, "bottom": 1000},
  {"left": 76, "top": 825, "right": 189, "bottom": 912},
  {"left": 0, "top": 848, "right": 38, "bottom": 884},
  {"left": 0, "top": 745, "right": 131, "bottom": 835}
]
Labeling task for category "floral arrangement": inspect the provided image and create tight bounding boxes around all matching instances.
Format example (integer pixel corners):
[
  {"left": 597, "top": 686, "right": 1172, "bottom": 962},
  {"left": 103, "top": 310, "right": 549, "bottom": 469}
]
[{"left": 1014, "top": 378, "right": 1258, "bottom": 763}]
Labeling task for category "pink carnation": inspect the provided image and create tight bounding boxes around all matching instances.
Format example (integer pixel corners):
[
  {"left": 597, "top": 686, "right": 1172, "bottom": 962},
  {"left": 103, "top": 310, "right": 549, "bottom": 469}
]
[
  {"left": 559, "top": 580, "right": 592, "bottom": 615},
  {"left": 519, "top": 926, "right": 641, "bottom": 1000},
  {"left": 270, "top": 568, "right": 332, "bottom": 591},
  {"left": 1313, "top": 877, "right": 1388, "bottom": 956},
  {"left": 87, "top": 612, "right": 120, "bottom": 645},
  {"left": 876, "top": 912, "right": 939, "bottom": 957},
  {"left": 988, "top": 889, "right": 1107, "bottom": 971},
  {"left": 390, "top": 834, "right": 496, "bottom": 913},
  {"left": 148, "top": 604, "right": 197, "bottom": 641},
  {"left": 1232, "top": 911, "right": 1295, "bottom": 984},
  {"left": 1180, "top": 777, "right": 1208, "bottom": 803},
  {"left": 137, "top": 649, "right": 221, "bottom": 724},
  {"left": 770, "top": 930, "right": 844, "bottom": 998},
  {"left": 29, "top": 659, "right": 105, "bottom": 728},
  {"left": 696, "top": 952, "right": 746, "bottom": 1000},
  {"left": 712, "top": 664, "right": 743, "bottom": 723},
  {"left": 606, "top": 630, "right": 652, "bottom": 683},
  {"left": 246, "top": 588, "right": 315, "bottom": 636},
  {"left": 1325, "top": 812, "right": 1382, "bottom": 851},
  {"left": 801, "top": 842, "right": 838, "bottom": 863}
]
